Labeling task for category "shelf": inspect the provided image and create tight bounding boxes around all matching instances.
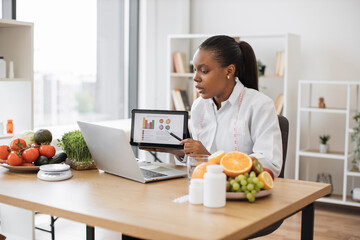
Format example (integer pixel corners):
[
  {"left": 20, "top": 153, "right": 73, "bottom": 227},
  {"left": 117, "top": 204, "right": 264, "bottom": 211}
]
[
  {"left": 347, "top": 170, "right": 360, "bottom": 177},
  {"left": 0, "top": 134, "right": 13, "bottom": 139},
  {"left": 300, "top": 107, "right": 347, "bottom": 114},
  {"left": 317, "top": 194, "right": 360, "bottom": 207},
  {"left": 0, "top": 78, "right": 31, "bottom": 82},
  {"left": 259, "top": 75, "right": 283, "bottom": 79},
  {"left": 170, "top": 73, "right": 194, "bottom": 78},
  {"left": 298, "top": 149, "right": 352, "bottom": 160}
]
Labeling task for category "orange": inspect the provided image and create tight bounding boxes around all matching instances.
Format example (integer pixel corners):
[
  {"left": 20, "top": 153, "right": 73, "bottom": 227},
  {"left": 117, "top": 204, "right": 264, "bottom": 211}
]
[
  {"left": 208, "top": 150, "right": 225, "bottom": 164},
  {"left": 258, "top": 171, "right": 274, "bottom": 190},
  {"left": 220, "top": 151, "right": 253, "bottom": 178},
  {"left": 192, "top": 162, "right": 214, "bottom": 179}
]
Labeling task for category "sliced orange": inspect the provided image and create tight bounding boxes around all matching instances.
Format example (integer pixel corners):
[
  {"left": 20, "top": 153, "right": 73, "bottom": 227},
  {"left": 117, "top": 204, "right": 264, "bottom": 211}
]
[
  {"left": 258, "top": 171, "right": 274, "bottom": 190},
  {"left": 208, "top": 150, "right": 225, "bottom": 164},
  {"left": 192, "top": 162, "right": 214, "bottom": 179},
  {"left": 220, "top": 151, "right": 253, "bottom": 178}
]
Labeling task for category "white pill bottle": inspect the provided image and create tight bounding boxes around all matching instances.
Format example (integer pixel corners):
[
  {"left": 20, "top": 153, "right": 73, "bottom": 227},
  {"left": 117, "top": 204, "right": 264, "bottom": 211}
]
[
  {"left": 203, "top": 165, "right": 226, "bottom": 208},
  {"left": 0, "top": 56, "right": 6, "bottom": 78}
]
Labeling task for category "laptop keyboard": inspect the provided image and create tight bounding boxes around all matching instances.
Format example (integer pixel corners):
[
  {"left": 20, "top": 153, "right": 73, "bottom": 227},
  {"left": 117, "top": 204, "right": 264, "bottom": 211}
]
[{"left": 140, "top": 168, "right": 167, "bottom": 179}]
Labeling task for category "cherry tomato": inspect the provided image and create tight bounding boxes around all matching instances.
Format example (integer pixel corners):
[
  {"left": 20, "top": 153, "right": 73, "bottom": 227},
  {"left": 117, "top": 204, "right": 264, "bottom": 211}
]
[
  {"left": 22, "top": 148, "right": 40, "bottom": 163},
  {"left": 0, "top": 145, "right": 10, "bottom": 160},
  {"left": 39, "top": 145, "right": 56, "bottom": 158},
  {"left": 10, "top": 138, "right": 27, "bottom": 151},
  {"left": 7, "top": 151, "right": 23, "bottom": 166}
]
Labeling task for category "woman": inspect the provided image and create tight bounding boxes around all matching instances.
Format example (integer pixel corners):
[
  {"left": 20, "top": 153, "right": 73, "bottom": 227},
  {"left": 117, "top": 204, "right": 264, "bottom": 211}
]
[{"left": 148, "top": 35, "right": 282, "bottom": 177}]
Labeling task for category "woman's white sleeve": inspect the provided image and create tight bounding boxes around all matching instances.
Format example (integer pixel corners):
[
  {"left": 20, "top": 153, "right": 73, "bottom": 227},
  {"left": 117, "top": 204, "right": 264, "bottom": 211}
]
[{"left": 249, "top": 99, "right": 283, "bottom": 177}]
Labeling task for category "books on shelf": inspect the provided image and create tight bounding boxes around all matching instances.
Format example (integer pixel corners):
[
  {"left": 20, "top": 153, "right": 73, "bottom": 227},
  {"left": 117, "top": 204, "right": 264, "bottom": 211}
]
[
  {"left": 172, "top": 52, "right": 188, "bottom": 73},
  {"left": 274, "top": 94, "right": 284, "bottom": 115},
  {"left": 275, "top": 51, "right": 285, "bottom": 77},
  {"left": 172, "top": 89, "right": 191, "bottom": 112}
]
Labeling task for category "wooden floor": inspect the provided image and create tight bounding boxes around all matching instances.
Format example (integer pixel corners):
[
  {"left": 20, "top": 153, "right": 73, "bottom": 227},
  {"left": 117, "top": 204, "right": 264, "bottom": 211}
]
[{"left": 33, "top": 203, "right": 360, "bottom": 240}]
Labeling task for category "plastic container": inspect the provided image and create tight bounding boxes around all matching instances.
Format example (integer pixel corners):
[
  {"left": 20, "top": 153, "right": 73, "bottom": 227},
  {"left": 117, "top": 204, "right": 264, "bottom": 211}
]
[
  {"left": 8, "top": 61, "right": 14, "bottom": 79},
  {"left": 6, "top": 119, "right": 13, "bottom": 134},
  {"left": 203, "top": 165, "right": 226, "bottom": 208},
  {"left": 189, "top": 178, "right": 203, "bottom": 204},
  {"left": 0, "top": 122, "right": 4, "bottom": 135},
  {"left": 0, "top": 56, "right": 6, "bottom": 78}
]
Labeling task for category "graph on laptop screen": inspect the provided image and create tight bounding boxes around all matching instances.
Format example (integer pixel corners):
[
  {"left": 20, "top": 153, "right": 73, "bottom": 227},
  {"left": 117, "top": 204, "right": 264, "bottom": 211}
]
[{"left": 133, "top": 113, "right": 184, "bottom": 145}]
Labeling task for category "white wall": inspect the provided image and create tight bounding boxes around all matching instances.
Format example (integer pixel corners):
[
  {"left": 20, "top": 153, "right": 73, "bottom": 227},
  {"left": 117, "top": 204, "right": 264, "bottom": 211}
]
[
  {"left": 190, "top": 0, "right": 360, "bottom": 81},
  {"left": 139, "top": 0, "right": 360, "bottom": 186}
]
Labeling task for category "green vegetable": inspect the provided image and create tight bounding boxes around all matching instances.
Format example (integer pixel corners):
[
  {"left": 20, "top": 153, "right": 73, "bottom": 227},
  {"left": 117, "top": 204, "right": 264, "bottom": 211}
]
[
  {"left": 58, "top": 130, "right": 92, "bottom": 162},
  {"left": 34, "top": 156, "right": 49, "bottom": 166},
  {"left": 48, "top": 152, "right": 67, "bottom": 164},
  {"left": 11, "top": 130, "right": 35, "bottom": 146}
]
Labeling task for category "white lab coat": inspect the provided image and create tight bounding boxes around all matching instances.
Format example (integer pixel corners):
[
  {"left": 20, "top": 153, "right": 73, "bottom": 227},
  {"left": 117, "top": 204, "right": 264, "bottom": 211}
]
[{"left": 190, "top": 79, "right": 283, "bottom": 177}]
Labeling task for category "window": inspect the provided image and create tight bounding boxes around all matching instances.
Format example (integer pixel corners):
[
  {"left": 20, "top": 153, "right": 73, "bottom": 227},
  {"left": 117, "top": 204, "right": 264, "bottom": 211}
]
[{"left": 17, "top": 0, "right": 132, "bottom": 127}]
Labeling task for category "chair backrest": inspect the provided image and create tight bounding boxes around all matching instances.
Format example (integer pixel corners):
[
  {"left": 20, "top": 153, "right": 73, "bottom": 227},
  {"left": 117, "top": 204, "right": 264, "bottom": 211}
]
[{"left": 278, "top": 115, "right": 289, "bottom": 178}]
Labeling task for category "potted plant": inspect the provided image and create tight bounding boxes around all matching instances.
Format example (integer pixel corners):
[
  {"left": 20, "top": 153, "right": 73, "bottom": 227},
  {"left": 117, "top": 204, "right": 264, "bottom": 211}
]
[
  {"left": 257, "top": 60, "right": 266, "bottom": 77},
  {"left": 351, "top": 113, "right": 360, "bottom": 171},
  {"left": 58, "top": 130, "right": 96, "bottom": 170},
  {"left": 319, "top": 134, "right": 330, "bottom": 153}
]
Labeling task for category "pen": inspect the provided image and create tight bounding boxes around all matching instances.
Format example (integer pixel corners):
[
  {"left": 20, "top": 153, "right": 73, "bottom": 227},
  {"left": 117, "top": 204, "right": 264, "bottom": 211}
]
[{"left": 166, "top": 129, "right": 182, "bottom": 141}]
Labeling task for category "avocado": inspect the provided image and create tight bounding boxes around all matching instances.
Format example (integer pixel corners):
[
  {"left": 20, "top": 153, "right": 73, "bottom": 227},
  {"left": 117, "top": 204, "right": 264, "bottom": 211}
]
[
  {"left": 34, "top": 129, "right": 53, "bottom": 145},
  {"left": 34, "top": 155, "right": 49, "bottom": 166}
]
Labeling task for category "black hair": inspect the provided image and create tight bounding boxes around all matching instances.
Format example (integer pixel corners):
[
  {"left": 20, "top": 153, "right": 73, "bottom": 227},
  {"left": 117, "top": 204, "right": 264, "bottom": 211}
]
[{"left": 199, "top": 35, "right": 258, "bottom": 90}]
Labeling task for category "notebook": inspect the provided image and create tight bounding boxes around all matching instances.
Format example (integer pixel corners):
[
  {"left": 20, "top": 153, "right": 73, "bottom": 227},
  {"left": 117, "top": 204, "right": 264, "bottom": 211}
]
[{"left": 77, "top": 121, "right": 187, "bottom": 183}]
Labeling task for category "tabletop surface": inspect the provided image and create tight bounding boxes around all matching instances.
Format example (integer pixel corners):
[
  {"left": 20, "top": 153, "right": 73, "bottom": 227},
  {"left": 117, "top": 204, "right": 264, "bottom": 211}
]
[{"left": 0, "top": 166, "right": 331, "bottom": 240}]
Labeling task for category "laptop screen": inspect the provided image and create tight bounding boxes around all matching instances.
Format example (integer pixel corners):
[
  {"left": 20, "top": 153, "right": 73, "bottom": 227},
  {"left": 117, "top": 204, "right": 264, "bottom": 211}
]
[{"left": 130, "top": 109, "right": 189, "bottom": 149}]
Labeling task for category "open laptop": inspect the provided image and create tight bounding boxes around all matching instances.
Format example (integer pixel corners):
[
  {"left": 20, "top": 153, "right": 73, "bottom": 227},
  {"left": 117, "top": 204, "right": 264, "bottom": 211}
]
[{"left": 77, "top": 121, "right": 187, "bottom": 183}]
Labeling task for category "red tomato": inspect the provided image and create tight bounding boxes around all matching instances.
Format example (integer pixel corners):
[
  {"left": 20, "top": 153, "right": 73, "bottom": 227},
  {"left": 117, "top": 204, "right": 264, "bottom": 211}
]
[
  {"left": 21, "top": 162, "right": 35, "bottom": 166},
  {"left": 39, "top": 145, "right": 56, "bottom": 158},
  {"left": 22, "top": 148, "right": 40, "bottom": 163},
  {"left": 10, "top": 138, "right": 27, "bottom": 151},
  {"left": 0, "top": 145, "right": 10, "bottom": 160},
  {"left": 7, "top": 151, "right": 23, "bottom": 166}
]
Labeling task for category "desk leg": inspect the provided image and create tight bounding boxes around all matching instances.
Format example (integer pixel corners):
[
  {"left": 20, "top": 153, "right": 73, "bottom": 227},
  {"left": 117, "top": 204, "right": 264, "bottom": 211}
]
[
  {"left": 86, "top": 226, "right": 95, "bottom": 240},
  {"left": 301, "top": 203, "right": 314, "bottom": 240}
]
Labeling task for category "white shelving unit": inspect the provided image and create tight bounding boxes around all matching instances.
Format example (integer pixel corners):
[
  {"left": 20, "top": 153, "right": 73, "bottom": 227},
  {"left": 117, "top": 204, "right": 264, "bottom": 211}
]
[
  {"left": 295, "top": 80, "right": 360, "bottom": 207},
  {"left": 0, "top": 19, "right": 35, "bottom": 239},
  {"left": 167, "top": 33, "right": 300, "bottom": 176},
  {"left": 0, "top": 19, "right": 34, "bottom": 144}
]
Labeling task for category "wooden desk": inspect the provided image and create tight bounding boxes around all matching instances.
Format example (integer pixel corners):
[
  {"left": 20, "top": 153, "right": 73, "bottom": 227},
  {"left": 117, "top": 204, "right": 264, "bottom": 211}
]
[{"left": 0, "top": 167, "right": 330, "bottom": 240}]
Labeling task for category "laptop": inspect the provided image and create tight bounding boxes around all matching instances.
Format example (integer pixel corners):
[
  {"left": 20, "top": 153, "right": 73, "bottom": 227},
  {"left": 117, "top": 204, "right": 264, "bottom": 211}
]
[{"left": 77, "top": 121, "right": 187, "bottom": 183}]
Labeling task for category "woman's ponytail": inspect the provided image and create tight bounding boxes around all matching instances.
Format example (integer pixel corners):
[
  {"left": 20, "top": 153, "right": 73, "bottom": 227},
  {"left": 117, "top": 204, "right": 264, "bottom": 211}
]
[{"left": 237, "top": 41, "right": 258, "bottom": 90}]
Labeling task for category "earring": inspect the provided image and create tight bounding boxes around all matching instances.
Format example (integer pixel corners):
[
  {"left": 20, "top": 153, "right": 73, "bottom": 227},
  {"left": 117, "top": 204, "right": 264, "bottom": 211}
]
[{"left": 227, "top": 75, "right": 230, "bottom": 80}]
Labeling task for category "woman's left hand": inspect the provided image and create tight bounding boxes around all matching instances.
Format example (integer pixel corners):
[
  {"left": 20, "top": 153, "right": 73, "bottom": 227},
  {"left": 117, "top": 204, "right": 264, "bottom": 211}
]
[{"left": 179, "top": 138, "right": 210, "bottom": 156}]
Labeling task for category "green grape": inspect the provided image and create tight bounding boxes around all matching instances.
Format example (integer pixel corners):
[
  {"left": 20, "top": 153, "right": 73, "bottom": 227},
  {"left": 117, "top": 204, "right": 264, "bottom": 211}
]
[
  {"left": 247, "top": 183, "right": 255, "bottom": 191},
  {"left": 244, "top": 172, "right": 249, "bottom": 178},
  {"left": 257, "top": 181, "right": 264, "bottom": 189},
  {"left": 246, "top": 193, "right": 255, "bottom": 203},
  {"left": 252, "top": 177, "right": 259, "bottom": 184},
  {"left": 234, "top": 175, "right": 242, "bottom": 183},
  {"left": 247, "top": 177, "right": 253, "bottom": 183},
  {"left": 241, "top": 185, "right": 247, "bottom": 192},
  {"left": 226, "top": 181, "right": 231, "bottom": 191},
  {"left": 230, "top": 179, "right": 236, "bottom": 185},
  {"left": 238, "top": 174, "right": 245, "bottom": 181},
  {"left": 232, "top": 182, "right": 240, "bottom": 191},
  {"left": 228, "top": 177, "right": 234, "bottom": 182},
  {"left": 240, "top": 179, "right": 247, "bottom": 186},
  {"left": 250, "top": 171, "right": 256, "bottom": 178},
  {"left": 254, "top": 186, "right": 260, "bottom": 192},
  {"left": 244, "top": 190, "right": 250, "bottom": 195},
  {"left": 251, "top": 190, "right": 257, "bottom": 195}
]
